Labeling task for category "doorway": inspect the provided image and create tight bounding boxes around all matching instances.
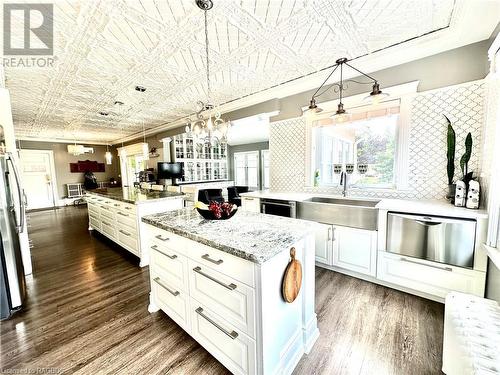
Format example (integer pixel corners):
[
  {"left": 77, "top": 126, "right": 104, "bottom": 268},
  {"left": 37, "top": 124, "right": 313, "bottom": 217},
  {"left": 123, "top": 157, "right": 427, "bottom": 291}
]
[{"left": 19, "top": 150, "right": 58, "bottom": 210}]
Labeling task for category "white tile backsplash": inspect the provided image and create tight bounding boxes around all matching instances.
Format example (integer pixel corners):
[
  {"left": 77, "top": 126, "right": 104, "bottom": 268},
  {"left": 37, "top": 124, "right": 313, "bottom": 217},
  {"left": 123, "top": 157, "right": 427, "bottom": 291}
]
[{"left": 269, "top": 80, "right": 485, "bottom": 200}]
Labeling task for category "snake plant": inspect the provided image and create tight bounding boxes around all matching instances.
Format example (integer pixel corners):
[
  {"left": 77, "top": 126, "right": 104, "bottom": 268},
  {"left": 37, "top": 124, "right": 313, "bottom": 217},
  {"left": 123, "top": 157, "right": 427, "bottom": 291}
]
[
  {"left": 444, "top": 115, "right": 455, "bottom": 185},
  {"left": 460, "top": 132, "right": 472, "bottom": 177}
]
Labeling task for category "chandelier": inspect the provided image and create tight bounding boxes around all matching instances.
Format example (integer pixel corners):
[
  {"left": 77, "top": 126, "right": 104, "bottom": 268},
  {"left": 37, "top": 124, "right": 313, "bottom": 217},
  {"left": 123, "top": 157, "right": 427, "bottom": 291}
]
[
  {"left": 305, "top": 57, "right": 389, "bottom": 123},
  {"left": 185, "top": 0, "right": 230, "bottom": 145}
]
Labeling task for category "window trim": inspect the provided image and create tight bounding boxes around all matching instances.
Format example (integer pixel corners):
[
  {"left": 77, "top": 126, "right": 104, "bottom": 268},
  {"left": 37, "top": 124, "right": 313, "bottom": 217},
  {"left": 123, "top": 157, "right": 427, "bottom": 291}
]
[
  {"left": 261, "top": 149, "right": 270, "bottom": 189},
  {"left": 304, "top": 81, "right": 418, "bottom": 191}
]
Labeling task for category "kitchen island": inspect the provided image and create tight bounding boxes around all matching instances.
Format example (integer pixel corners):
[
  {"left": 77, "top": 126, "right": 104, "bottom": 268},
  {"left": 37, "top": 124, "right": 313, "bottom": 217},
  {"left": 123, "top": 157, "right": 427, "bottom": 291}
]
[
  {"left": 142, "top": 208, "right": 320, "bottom": 375},
  {"left": 86, "top": 187, "right": 184, "bottom": 266}
]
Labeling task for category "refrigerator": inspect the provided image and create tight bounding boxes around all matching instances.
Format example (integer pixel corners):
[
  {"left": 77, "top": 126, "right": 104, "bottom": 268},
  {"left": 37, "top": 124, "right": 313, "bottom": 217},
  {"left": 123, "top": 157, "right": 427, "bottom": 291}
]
[{"left": 0, "top": 152, "right": 27, "bottom": 319}]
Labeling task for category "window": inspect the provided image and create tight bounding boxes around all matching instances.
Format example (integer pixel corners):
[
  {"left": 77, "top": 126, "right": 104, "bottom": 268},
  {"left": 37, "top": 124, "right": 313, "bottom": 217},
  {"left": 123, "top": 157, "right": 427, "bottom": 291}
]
[
  {"left": 312, "top": 105, "right": 399, "bottom": 189},
  {"left": 262, "top": 150, "right": 270, "bottom": 189},
  {"left": 234, "top": 151, "right": 259, "bottom": 189}
]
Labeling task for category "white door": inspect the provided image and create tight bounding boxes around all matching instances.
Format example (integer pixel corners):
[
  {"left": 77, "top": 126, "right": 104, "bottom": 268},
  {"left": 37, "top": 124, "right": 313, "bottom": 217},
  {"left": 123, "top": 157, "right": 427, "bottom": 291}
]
[
  {"left": 233, "top": 151, "right": 259, "bottom": 190},
  {"left": 19, "top": 150, "right": 57, "bottom": 209}
]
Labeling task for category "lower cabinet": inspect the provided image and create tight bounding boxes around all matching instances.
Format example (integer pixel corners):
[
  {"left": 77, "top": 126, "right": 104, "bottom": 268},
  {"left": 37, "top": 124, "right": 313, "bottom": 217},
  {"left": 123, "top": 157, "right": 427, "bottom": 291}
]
[
  {"left": 314, "top": 224, "right": 333, "bottom": 265},
  {"left": 377, "top": 251, "right": 486, "bottom": 298},
  {"left": 314, "top": 224, "right": 377, "bottom": 277},
  {"left": 332, "top": 226, "right": 377, "bottom": 277}
]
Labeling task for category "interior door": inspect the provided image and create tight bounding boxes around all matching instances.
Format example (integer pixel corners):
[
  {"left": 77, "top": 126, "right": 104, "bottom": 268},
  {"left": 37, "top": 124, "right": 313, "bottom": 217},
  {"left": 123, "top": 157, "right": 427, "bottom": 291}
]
[{"left": 19, "top": 150, "right": 56, "bottom": 209}]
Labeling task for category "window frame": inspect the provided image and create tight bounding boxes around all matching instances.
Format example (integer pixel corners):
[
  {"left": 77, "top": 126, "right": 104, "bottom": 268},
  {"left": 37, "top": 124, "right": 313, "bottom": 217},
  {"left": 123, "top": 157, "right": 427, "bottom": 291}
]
[
  {"left": 261, "top": 149, "right": 270, "bottom": 189},
  {"left": 304, "top": 81, "right": 417, "bottom": 191}
]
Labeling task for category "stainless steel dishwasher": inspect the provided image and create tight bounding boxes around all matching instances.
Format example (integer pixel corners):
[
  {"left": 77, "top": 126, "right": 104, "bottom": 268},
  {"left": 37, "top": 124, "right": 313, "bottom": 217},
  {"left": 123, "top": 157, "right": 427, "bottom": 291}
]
[{"left": 386, "top": 212, "right": 476, "bottom": 269}]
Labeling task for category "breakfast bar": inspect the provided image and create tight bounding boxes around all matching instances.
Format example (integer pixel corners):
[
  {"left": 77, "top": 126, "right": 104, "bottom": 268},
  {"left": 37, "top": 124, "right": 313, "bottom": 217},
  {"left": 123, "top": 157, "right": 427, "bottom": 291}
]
[{"left": 142, "top": 209, "right": 320, "bottom": 375}]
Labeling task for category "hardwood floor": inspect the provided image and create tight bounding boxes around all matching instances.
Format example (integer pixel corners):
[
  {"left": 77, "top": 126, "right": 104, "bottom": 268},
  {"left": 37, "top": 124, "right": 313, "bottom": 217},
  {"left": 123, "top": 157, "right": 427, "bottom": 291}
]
[{"left": 1, "top": 207, "right": 444, "bottom": 374}]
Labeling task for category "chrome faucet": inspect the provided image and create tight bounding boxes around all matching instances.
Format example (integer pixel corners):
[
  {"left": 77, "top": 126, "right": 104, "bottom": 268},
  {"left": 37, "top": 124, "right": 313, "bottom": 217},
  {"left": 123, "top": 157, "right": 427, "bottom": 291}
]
[{"left": 340, "top": 171, "right": 348, "bottom": 197}]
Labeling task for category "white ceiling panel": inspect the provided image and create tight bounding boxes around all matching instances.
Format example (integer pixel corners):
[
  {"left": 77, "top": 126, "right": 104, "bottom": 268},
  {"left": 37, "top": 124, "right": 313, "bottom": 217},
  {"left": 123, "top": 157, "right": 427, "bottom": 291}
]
[{"left": 1, "top": 0, "right": 493, "bottom": 143}]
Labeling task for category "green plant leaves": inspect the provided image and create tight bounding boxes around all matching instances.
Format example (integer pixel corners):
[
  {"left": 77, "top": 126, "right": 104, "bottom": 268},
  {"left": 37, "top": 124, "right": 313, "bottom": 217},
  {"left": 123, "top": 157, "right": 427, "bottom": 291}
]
[{"left": 460, "top": 132, "right": 472, "bottom": 177}]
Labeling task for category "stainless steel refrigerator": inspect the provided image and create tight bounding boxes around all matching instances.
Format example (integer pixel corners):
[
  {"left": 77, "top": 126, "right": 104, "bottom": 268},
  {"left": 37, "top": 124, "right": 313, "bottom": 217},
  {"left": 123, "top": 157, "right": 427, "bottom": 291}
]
[{"left": 0, "top": 152, "right": 27, "bottom": 319}]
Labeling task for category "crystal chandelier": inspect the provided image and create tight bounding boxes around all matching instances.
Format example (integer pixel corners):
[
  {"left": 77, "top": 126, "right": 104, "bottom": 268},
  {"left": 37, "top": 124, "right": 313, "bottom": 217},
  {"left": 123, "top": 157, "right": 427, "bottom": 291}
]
[{"left": 185, "top": 0, "right": 230, "bottom": 145}]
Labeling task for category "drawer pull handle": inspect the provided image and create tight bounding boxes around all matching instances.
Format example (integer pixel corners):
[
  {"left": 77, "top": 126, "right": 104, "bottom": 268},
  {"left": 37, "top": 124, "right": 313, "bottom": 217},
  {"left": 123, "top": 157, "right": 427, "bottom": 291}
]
[
  {"left": 193, "top": 266, "right": 236, "bottom": 290},
  {"left": 125, "top": 207, "right": 133, "bottom": 210},
  {"left": 202, "top": 254, "right": 223, "bottom": 265},
  {"left": 153, "top": 277, "right": 179, "bottom": 296},
  {"left": 117, "top": 212, "right": 129, "bottom": 217},
  {"left": 114, "top": 204, "right": 120, "bottom": 207},
  {"left": 102, "top": 221, "right": 110, "bottom": 226},
  {"left": 119, "top": 230, "right": 131, "bottom": 236},
  {"left": 400, "top": 257, "right": 453, "bottom": 272},
  {"left": 155, "top": 234, "right": 170, "bottom": 242},
  {"left": 97, "top": 199, "right": 103, "bottom": 202},
  {"left": 151, "top": 245, "right": 177, "bottom": 259},
  {"left": 195, "top": 307, "right": 238, "bottom": 339}
]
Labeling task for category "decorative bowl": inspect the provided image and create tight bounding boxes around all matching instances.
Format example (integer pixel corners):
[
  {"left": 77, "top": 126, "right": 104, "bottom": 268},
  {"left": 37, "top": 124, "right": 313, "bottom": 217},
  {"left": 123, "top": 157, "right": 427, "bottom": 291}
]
[{"left": 196, "top": 205, "right": 238, "bottom": 220}]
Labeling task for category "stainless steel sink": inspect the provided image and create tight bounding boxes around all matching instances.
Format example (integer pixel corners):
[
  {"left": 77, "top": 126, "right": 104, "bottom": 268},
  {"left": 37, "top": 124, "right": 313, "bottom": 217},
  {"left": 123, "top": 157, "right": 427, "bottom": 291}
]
[{"left": 297, "top": 196, "right": 380, "bottom": 230}]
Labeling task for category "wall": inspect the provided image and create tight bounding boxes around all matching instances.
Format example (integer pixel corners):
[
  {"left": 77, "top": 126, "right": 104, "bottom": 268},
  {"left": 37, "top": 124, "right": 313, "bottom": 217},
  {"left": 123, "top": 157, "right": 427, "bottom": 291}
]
[
  {"left": 269, "top": 80, "right": 485, "bottom": 200},
  {"left": 227, "top": 141, "right": 269, "bottom": 188},
  {"left": 18, "top": 141, "right": 119, "bottom": 199},
  {"left": 145, "top": 40, "right": 492, "bottom": 142}
]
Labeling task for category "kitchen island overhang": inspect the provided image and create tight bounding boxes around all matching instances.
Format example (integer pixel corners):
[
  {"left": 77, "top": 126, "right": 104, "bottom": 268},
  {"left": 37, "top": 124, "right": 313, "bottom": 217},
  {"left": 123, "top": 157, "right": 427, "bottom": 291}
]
[{"left": 142, "top": 209, "right": 320, "bottom": 375}]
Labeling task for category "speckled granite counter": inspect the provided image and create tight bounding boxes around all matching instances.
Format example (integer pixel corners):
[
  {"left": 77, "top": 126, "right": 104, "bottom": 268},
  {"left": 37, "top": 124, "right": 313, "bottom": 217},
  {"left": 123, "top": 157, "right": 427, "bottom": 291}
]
[
  {"left": 87, "top": 187, "right": 184, "bottom": 204},
  {"left": 142, "top": 208, "right": 319, "bottom": 264}
]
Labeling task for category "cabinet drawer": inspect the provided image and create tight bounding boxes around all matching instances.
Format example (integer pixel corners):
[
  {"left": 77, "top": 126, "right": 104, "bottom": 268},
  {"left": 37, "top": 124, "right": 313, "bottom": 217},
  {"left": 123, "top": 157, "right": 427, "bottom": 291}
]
[
  {"left": 190, "top": 300, "right": 256, "bottom": 375},
  {"left": 116, "top": 211, "right": 137, "bottom": 230},
  {"left": 101, "top": 220, "right": 116, "bottom": 239},
  {"left": 88, "top": 203, "right": 100, "bottom": 216},
  {"left": 149, "top": 227, "right": 187, "bottom": 253},
  {"left": 89, "top": 216, "right": 100, "bottom": 230},
  {"left": 377, "top": 252, "right": 485, "bottom": 299},
  {"left": 151, "top": 274, "right": 190, "bottom": 332},
  {"left": 118, "top": 229, "right": 138, "bottom": 254},
  {"left": 188, "top": 260, "right": 255, "bottom": 338},
  {"left": 150, "top": 246, "right": 188, "bottom": 292},
  {"left": 189, "top": 241, "right": 255, "bottom": 288},
  {"left": 241, "top": 197, "right": 260, "bottom": 213},
  {"left": 118, "top": 202, "right": 136, "bottom": 214},
  {"left": 100, "top": 207, "right": 115, "bottom": 220}
]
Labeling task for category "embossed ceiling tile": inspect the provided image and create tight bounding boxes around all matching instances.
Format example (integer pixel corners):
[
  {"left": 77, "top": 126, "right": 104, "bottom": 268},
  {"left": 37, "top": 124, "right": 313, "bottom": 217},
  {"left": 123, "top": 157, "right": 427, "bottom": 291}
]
[{"left": 5, "top": 0, "right": 456, "bottom": 143}]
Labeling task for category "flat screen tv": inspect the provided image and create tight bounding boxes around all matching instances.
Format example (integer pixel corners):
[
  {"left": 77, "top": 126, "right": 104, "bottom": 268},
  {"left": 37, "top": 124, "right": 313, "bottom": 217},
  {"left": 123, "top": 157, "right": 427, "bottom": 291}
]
[{"left": 157, "top": 162, "right": 183, "bottom": 179}]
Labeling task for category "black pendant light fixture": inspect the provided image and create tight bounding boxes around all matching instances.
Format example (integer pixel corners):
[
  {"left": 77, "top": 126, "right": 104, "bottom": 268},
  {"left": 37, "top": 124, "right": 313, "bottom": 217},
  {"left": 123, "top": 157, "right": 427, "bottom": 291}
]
[{"left": 305, "top": 57, "right": 389, "bottom": 121}]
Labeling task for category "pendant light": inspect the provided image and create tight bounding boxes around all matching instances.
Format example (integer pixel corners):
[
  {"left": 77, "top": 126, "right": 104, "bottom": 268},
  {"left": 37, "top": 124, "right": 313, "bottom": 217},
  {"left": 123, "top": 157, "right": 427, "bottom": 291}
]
[
  {"left": 305, "top": 57, "right": 388, "bottom": 119},
  {"left": 185, "top": 0, "right": 230, "bottom": 145},
  {"left": 105, "top": 143, "right": 112, "bottom": 164}
]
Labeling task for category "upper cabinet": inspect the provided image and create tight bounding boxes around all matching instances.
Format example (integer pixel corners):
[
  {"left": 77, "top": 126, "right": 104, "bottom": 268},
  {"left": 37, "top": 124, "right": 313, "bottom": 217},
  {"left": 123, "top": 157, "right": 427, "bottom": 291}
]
[{"left": 174, "top": 134, "right": 228, "bottom": 183}]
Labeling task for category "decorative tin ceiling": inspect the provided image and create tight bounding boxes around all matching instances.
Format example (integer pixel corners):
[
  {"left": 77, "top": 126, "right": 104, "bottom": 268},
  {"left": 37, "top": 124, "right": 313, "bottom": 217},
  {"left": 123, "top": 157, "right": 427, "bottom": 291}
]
[{"left": 4, "top": 0, "right": 457, "bottom": 143}]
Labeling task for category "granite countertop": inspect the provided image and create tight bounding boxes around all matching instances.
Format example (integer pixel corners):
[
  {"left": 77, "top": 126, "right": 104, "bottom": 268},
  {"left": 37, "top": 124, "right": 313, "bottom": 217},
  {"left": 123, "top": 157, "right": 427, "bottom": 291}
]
[
  {"left": 142, "top": 208, "right": 319, "bottom": 264},
  {"left": 87, "top": 187, "right": 184, "bottom": 205}
]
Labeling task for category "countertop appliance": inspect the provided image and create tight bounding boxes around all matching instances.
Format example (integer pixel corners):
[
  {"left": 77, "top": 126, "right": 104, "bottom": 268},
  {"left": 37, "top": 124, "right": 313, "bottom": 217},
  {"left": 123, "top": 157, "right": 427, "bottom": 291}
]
[
  {"left": 261, "top": 198, "right": 296, "bottom": 218},
  {"left": 0, "top": 153, "right": 27, "bottom": 319},
  {"left": 386, "top": 212, "right": 476, "bottom": 269}
]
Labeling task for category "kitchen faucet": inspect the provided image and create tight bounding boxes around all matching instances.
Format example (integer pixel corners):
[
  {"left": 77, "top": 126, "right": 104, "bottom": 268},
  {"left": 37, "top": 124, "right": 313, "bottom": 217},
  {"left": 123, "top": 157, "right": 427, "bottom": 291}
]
[{"left": 340, "top": 171, "right": 348, "bottom": 197}]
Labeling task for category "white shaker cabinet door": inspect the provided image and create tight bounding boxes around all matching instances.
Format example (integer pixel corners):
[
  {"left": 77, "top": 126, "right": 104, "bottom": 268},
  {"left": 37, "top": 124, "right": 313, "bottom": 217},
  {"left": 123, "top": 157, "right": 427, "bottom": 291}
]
[
  {"left": 333, "top": 226, "right": 377, "bottom": 277},
  {"left": 315, "top": 224, "right": 333, "bottom": 266}
]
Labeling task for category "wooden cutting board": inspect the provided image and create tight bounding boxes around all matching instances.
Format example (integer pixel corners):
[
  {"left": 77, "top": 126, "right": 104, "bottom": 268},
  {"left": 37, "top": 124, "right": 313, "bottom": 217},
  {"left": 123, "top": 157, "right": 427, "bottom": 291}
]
[{"left": 282, "top": 247, "right": 302, "bottom": 303}]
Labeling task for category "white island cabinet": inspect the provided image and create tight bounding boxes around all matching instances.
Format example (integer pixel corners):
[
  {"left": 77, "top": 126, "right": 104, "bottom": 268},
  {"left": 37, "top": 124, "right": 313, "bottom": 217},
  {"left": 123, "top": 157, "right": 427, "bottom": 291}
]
[
  {"left": 85, "top": 187, "right": 184, "bottom": 267},
  {"left": 142, "top": 209, "right": 320, "bottom": 375}
]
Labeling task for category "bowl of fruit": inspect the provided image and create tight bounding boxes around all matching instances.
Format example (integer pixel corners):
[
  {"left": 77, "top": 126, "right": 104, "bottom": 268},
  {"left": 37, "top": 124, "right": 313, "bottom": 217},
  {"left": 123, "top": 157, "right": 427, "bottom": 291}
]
[{"left": 195, "top": 201, "right": 238, "bottom": 220}]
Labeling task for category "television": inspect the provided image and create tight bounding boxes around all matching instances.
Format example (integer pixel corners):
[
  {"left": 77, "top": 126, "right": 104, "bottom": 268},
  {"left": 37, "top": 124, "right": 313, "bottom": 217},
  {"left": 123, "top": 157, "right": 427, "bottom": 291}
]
[{"left": 157, "top": 162, "right": 183, "bottom": 179}]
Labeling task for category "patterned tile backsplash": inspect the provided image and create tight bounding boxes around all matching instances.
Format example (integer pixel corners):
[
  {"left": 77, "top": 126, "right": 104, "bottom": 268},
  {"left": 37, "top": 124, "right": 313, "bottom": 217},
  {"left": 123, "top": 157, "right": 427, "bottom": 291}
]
[{"left": 269, "top": 80, "right": 485, "bottom": 200}]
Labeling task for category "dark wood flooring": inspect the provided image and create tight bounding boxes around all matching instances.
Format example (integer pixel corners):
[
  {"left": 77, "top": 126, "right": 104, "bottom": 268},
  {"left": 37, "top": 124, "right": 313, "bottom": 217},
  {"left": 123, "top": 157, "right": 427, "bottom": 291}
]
[{"left": 1, "top": 207, "right": 444, "bottom": 374}]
